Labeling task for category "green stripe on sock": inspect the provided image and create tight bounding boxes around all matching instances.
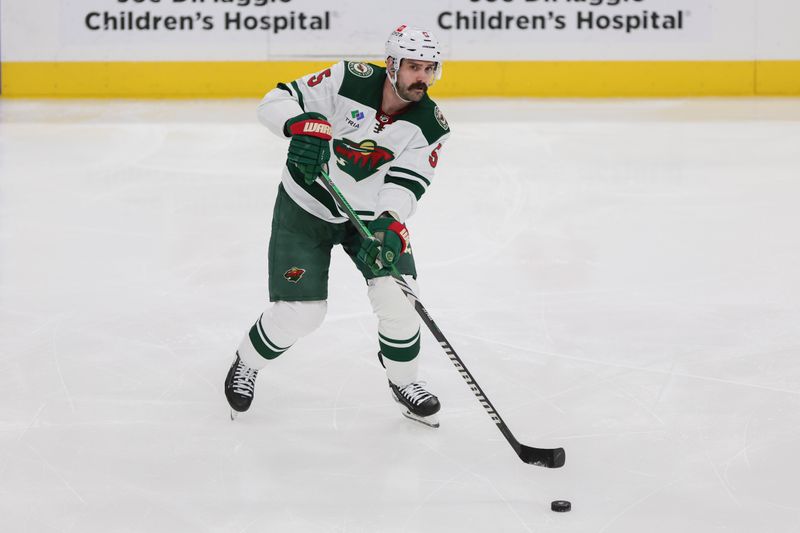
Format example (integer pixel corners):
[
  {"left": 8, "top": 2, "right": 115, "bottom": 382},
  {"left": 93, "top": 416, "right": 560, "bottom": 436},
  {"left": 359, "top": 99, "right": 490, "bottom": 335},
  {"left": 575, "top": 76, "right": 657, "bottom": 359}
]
[
  {"left": 379, "top": 336, "right": 420, "bottom": 362},
  {"left": 249, "top": 322, "right": 287, "bottom": 360},
  {"left": 257, "top": 319, "right": 289, "bottom": 353},
  {"left": 379, "top": 329, "right": 420, "bottom": 347}
]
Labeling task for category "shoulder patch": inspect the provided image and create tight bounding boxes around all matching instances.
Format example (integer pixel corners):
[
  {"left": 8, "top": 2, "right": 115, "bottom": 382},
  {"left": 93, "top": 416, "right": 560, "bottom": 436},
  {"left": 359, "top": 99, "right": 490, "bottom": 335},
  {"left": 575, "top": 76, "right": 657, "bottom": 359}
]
[
  {"left": 347, "top": 62, "right": 374, "bottom": 78},
  {"left": 434, "top": 106, "right": 449, "bottom": 130},
  {"left": 394, "top": 96, "right": 449, "bottom": 145}
]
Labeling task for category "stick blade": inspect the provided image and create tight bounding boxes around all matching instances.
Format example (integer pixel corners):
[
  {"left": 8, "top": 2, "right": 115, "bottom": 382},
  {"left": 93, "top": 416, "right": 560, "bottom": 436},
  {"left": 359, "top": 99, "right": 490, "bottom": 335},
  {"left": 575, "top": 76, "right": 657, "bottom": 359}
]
[{"left": 519, "top": 445, "right": 566, "bottom": 468}]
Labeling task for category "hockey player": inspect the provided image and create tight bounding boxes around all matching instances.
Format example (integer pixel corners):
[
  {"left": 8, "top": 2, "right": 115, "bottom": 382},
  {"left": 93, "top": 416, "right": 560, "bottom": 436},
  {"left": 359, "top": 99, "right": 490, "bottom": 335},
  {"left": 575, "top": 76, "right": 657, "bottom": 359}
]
[{"left": 225, "top": 25, "right": 450, "bottom": 428}]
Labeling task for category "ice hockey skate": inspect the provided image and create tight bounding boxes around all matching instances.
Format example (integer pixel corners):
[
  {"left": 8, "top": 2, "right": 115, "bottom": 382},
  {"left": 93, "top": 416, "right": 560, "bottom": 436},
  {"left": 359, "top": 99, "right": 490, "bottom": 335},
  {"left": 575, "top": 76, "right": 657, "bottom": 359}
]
[
  {"left": 224, "top": 353, "right": 259, "bottom": 420},
  {"left": 388, "top": 380, "right": 441, "bottom": 428}
]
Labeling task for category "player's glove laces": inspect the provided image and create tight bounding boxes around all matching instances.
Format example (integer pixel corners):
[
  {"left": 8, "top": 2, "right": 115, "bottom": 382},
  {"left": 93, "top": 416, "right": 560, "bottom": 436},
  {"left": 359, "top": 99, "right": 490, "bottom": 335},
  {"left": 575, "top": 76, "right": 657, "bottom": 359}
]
[
  {"left": 284, "top": 112, "right": 332, "bottom": 185},
  {"left": 358, "top": 215, "right": 410, "bottom": 276}
]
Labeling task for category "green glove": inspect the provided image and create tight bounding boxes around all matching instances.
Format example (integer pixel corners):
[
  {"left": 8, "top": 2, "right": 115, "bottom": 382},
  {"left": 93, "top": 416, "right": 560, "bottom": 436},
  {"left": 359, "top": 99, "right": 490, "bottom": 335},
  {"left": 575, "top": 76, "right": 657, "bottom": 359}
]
[
  {"left": 284, "top": 112, "right": 332, "bottom": 185},
  {"left": 357, "top": 215, "right": 410, "bottom": 276}
]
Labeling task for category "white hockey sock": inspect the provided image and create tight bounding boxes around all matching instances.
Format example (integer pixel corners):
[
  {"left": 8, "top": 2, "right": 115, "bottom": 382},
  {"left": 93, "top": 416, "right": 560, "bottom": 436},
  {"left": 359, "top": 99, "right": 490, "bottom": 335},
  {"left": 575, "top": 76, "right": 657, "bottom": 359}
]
[
  {"left": 382, "top": 356, "right": 419, "bottom": 388},
  {"left": 237, "top": 300, "right": 327, "bottom": 370}
]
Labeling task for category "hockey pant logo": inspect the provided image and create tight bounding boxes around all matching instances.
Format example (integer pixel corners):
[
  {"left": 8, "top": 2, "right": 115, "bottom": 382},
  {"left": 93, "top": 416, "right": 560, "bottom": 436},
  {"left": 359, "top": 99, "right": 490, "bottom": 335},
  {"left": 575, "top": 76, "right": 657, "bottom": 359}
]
[{"left": 284, "top": 267, "right": 306, "bottom": 283}]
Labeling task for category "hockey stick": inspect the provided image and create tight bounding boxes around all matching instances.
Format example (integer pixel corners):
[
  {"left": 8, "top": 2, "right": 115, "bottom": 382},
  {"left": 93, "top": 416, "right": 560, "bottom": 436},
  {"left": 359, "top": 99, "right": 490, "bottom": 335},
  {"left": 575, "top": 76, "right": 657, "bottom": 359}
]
[{"left": 318, "top": 170, "right": 565, "bottom": 468}]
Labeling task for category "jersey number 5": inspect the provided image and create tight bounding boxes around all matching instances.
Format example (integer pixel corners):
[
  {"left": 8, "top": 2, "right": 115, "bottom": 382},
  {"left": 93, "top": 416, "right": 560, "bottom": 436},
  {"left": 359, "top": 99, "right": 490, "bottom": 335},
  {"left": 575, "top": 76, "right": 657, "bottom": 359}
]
[
  {"left": 429, "top": 143, "right": 442, "bottom": 168},
  {"left": 307, "top": 69, "right": 332, "bottom": 87}
]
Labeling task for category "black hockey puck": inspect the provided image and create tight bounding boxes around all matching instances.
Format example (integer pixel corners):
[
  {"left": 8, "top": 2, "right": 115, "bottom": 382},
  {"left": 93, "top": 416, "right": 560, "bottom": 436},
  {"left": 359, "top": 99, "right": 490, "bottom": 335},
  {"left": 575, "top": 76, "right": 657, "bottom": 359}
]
[{"left": 551, "top": 500, "right": 571, "bottom": 512}]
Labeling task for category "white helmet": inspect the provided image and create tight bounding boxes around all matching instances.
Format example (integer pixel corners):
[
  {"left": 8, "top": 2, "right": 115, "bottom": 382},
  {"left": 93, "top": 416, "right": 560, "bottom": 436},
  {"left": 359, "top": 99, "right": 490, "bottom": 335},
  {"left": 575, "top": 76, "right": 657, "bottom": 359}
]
[{"left": 385, "top": 24, "right": 443, "bottom": 85}]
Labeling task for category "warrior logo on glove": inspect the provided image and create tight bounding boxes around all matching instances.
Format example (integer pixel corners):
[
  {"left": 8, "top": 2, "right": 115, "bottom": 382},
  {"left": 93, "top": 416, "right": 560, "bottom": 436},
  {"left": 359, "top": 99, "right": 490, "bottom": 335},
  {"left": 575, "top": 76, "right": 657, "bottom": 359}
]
[{"left": 298, "top": 122, "right": 332, "bottom": 137}]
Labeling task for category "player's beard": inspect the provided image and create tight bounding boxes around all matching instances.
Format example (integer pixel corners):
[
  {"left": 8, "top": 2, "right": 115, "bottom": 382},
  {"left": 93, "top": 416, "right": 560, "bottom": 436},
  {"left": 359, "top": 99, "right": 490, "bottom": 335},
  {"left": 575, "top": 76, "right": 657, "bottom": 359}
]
[{"left": 397, "top": 81, "right": 428, "bottom": 102}]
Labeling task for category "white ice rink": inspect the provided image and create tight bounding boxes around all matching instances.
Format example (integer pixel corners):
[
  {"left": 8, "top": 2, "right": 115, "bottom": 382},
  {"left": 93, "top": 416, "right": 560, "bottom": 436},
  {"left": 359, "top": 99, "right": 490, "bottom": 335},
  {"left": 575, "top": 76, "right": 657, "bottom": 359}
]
[{"left": 1, "top": 98, "right": 799, "bottom": 532}]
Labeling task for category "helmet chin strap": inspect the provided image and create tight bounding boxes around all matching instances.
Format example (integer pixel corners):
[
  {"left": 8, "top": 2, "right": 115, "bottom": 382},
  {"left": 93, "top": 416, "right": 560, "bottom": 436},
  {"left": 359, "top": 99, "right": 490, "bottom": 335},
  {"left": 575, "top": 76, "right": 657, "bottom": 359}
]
[
  {"left": 391, "top": 80, "right": 413, "bottom": 104},
  {"left": 388, "top": 58, "right": 413, "bottom": 104}
]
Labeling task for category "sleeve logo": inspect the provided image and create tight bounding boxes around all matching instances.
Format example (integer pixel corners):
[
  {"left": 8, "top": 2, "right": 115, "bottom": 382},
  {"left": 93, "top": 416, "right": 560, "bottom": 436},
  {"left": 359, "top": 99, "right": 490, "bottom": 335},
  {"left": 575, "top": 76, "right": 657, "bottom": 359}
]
[
  {"left": 434, "top": 106, "right": 449, "bottom": 130},
  {"left": 347, "top": 62, "right": 374, "bottom": 78}
]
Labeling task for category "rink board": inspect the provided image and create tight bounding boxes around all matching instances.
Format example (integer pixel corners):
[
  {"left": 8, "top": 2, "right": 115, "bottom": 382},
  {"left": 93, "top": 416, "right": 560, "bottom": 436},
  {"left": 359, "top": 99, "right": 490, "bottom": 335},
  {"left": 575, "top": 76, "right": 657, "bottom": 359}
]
[
  {"left": 2, "top": 60, "right": 799, "bottom": 97},
  {"left": 2, "top": 0, "right": 799, "bottom": 97}
]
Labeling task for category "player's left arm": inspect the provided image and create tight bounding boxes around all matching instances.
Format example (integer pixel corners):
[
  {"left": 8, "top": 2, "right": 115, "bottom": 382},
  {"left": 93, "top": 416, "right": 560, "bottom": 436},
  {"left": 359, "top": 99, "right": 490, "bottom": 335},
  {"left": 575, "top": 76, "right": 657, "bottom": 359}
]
[
  {"left": 375, "top": 132, "right": 449, "bottom": 223},
  {"left": 358, "top": 132, "right": 449, "bottom": 275}
]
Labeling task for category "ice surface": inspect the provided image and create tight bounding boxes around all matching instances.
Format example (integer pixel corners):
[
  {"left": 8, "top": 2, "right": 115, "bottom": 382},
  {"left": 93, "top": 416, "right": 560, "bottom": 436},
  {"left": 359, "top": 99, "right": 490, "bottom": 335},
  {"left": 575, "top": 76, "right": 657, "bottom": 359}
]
[{"left": 1, "top": 98, "right": 799, "bottom": 532}]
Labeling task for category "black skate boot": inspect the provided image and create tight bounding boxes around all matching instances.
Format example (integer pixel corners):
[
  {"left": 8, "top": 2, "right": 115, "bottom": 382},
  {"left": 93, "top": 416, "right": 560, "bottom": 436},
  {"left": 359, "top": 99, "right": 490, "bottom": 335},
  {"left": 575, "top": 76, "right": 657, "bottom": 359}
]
[
  {"left": 388, "top": 380, "right": 441, "bottom": 428},
  {"left": 225, "top": 353, "right": 259, "bottom": 420}
]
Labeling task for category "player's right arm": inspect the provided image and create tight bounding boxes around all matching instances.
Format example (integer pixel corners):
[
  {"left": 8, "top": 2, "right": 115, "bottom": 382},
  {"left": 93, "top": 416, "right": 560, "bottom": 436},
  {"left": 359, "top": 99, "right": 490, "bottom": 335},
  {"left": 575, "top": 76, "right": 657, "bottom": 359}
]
[
  {"left": 257, "top": 61, "right": 345, "bottom": 138},
  {"left": 257, "top": 62, "right": 345, "bottom": 183}
]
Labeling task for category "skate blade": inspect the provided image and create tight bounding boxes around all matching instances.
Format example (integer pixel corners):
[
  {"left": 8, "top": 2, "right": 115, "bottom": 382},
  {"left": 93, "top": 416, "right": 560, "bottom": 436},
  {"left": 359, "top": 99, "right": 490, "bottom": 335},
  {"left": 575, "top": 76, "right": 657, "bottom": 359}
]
[
  {"left": 401, "top": 408, "right": 440, "bottom": 428},
  {"left": 230, "top": 409, "right": 239, "bottom": 421}
]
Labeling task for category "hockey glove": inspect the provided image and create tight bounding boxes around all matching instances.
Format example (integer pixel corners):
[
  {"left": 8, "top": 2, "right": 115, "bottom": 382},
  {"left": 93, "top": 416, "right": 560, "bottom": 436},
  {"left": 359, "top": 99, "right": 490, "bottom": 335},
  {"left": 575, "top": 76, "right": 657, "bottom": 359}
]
[
  {"left": 357, "top": 215, "right": 410, "bottom": 276},
  {"left": 285, "top": 112, "right": 332, "bottom": 185}
]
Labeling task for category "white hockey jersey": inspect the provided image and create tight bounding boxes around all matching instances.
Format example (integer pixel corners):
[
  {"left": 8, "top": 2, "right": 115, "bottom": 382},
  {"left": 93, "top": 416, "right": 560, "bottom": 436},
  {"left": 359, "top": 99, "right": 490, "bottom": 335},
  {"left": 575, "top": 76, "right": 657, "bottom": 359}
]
[{"left": 258, "top": 61, "right": 450, "bottom": 224}]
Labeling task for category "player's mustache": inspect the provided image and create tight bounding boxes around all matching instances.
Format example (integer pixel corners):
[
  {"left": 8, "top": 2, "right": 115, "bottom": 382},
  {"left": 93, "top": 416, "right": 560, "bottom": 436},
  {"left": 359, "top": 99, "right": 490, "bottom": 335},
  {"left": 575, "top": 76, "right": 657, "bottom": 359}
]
[{"left": 408, "top": 83, "right": 428, "bottom": 91}]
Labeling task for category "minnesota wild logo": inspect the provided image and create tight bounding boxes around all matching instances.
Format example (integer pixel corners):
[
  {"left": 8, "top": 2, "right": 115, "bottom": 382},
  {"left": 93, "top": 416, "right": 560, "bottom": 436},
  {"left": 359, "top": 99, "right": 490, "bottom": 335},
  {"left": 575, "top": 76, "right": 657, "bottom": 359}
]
[
  {"left": 333, "top": 138, "right": 395, "bottom": 181},
  {"left": 348, "top": 62, "right": 374, "bottom": 78},
  {"left": 434, "top": 106, "right": 449, "bottom": 130},
  {"left": 284, "top": 267, "right": 305, "bottom": 283}
]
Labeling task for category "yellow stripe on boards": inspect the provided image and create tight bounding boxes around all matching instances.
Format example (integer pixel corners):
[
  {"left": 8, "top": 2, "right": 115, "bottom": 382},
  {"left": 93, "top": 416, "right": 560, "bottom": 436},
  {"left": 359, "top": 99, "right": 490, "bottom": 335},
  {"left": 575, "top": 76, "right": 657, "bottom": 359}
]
[
  {"left": 0, "top": 61, "right": 333, "bottom": 98},
  {"left": 442, "top": 61, "right": 756, "bottom": 97},
  {"left": 1, "top": 60, "right": 799, "bottom": 97},
  {"left": 756, "top": 61, "right": 800, "bottom": 95}
]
